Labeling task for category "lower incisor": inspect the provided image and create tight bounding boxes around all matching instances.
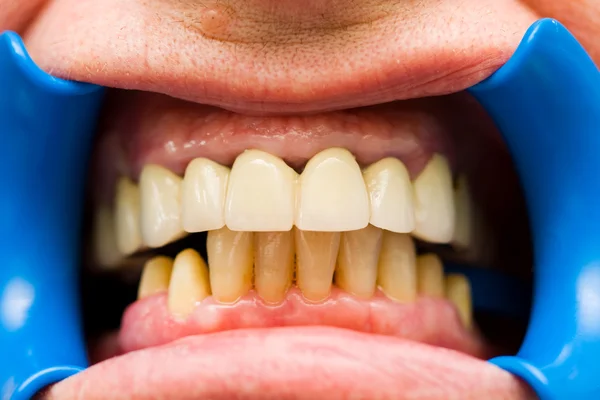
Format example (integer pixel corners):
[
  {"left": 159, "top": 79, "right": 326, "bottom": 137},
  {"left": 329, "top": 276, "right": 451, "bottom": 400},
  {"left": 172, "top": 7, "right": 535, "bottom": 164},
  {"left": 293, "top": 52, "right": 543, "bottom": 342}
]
[
  {"left": 336, "top": 225, "right": 383, "bottom": 298},
  {"left": 377, "top": 232, "right": 417, "bottom": 302},
  {"left": 416, "top": 253, "right": 445, "bottom": 297},
  {"left": 254, "top": 231, "right": 295, "bottom": 304}
]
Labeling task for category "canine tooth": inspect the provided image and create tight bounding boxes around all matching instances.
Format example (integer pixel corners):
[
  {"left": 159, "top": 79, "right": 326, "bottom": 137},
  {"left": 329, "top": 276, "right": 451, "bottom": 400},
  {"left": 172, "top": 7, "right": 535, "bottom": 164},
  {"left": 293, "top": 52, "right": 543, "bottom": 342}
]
[
  {"left": 225, "top": 150, "right": 297, "bottom": 231},
  {"left": 254, "top": 231, "right": 294, "bottom": 304},
  {"left": 296, "top": 148, "right": 369, "bottom": 231},
  {"left": 412, "top": 154, "right": 455, "bottom": 243},
  {"left": 207, "top": 227, "right": 254, "bottom": 303},
  {"left": 363, "top": 158, "right": 415, "bottom": 233},
  {"left": 168, "top": 249, "right": 211, "bottom": 319},
  {"left": 336, "top": 225, "right": 383, "bottom": 298},
  {"left": 181, "top": 158, "right": 229, "bottom": 232},
  {"left": 416, "top": 253, "right": 445, "bottom": 297},
  {"left": 377, "top": 232, "right": 417, "bottom": 302},
  {"left": 114, "top": 177, "right": 143, "bottom": 255},
  {"left": 140, "top": 164, "right": 185, "bottom": 248},
  {"left": 452, "top": 175, "right": 473, "bottom": 249},
  {"left": 295, "top": 229, "right": 340, "bottom": 301},
  {"left": 93, "top": 207, "right": 123, "bottom": 267},
  {"left": 445, "top": 274, "right": 473, "bottom": 329},
  {"left": 138, "top": 256, "right": 174, "bottom": 299}
]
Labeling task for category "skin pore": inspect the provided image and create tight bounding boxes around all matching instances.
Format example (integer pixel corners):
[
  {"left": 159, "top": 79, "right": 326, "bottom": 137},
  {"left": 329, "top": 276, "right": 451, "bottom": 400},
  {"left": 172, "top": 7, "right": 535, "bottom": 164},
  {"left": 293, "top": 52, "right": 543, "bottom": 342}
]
[{"left": 1, "top": 1, "right": 598, "bottom": 399}]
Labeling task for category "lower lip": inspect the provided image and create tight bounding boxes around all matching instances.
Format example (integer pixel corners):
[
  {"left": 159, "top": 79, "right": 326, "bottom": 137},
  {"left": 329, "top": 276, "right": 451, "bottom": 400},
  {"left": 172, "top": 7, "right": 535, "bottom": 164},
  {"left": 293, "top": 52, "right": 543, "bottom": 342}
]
[{"left": 46, "top": 326, "right": 534, "bottom": 400}]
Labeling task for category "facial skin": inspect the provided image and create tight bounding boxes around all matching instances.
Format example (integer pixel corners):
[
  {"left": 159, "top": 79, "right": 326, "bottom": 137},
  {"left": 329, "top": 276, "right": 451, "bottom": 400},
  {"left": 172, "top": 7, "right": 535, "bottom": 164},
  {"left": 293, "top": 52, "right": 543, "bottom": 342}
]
[{"left": 1, "top": 1, "right": 598, "bottom": 399}]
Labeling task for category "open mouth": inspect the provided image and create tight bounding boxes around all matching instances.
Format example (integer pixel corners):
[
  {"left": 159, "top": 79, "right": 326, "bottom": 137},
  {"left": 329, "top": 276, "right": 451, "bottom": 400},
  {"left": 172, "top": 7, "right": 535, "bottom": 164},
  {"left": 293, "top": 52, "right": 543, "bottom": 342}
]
[{"left": 6, "top": 1, "right": 549, "bottom": 399}]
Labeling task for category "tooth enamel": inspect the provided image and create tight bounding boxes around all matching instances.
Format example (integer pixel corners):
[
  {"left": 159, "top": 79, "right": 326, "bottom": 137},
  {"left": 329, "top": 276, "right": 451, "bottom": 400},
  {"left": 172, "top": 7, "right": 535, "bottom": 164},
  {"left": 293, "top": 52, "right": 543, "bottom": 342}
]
[
  {"left": 445, "top": 273, "right": 473, "bottom": 329},
  {"left": 336, "top": 225, "right": 382, "bottom": 298},
  {"left": 295, "top": 229, "right": 341, "bottom": 301},
  {"left": 93, "top": 206, "right": 123, "bottom": 267},
  {"left": 452, "top": 175, "right": 473, "bottom": 249},
  {"left": 296, "top": 148, "right": 369, "bottom": 231},
  {"left": 416, "top": 253, "right": 445, "bottom": 297},
  {"left": 225, "top": 150, "right": 297, "bottom": 231},
  {"left": 138, "top": 255, "right": 174, "bottom": 299},
  {"left": 377, "top": 232, "right": 417, "bottom": 302},
  {"left": 412, "top": 154, "right": 455, "bottom": 243},
  {"left": 254, "top": 231, "right": 294, "bottom": 304},
  {"left": 207, "top": 227, "right": 254, "bottom": 303},
  {"left": 363, "top": 158, "right": 415, "bottom": 233},
  {"left": 181, "top": 158, "right": 229, "bottom": 233},
  {"left": 140, "top": 164, "right": 185, "bottom": 248},
  {"left": 114, "top": 177, "right": 143, "bottom": 255},
  {"left": 167, "top": 249, "right": 211, "bottom": 319}
]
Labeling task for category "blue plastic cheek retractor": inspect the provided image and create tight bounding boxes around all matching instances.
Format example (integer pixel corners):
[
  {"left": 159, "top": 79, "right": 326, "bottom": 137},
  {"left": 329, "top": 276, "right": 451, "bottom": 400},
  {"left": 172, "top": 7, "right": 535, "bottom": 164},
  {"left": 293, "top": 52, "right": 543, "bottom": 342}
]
[{"left": 1, "top": 17, "right": 599, "bottom": 400}]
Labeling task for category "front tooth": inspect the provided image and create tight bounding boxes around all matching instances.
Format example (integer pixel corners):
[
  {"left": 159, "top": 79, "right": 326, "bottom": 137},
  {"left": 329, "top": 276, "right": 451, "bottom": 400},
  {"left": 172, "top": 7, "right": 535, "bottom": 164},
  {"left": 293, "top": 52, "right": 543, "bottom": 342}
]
[
  {"left": 445, "top": 274, "right": 473, "bottom": 329},
  {"left": 377, "top": 232, "right": 417, "bottom": 302},
  {"left": 416, "top": 253, "right": 445, "bottom": 297},
  {"left": 412, "top": 154, "right": 455, "bottom": 243},
  {"left": 181, "top": 158, "right": 229, "bottom": 233},
  {"left": 336, "top": 225, "right": 383, "bottom": 298},
  {"left": 207, "top": 227, "right": 254, "bottom": 303},
  {"left": 452, "top": 175, "right": 473, "bottom": 249},
  {"left": 254, "top": 231, "right": 294, "bottom": 304},
  {"left": 225, "top": 150, "right": 297, "bottom": 231},
  {"left": 93, "top": 206, "right": 123, "bottom": 268},
  {"left": 295, "top": 229, "right": 341, "bottom": 301},
  {"left": 140, "top": 164, "right": 184, "bottom": 248},
  {"left": 167, "top": 249, "right": 211, "bottom": 319},
  {"left": 114, "top": 177, "right": 143, "bottom": 255},
  {"left": 363, "top": 158, "right": 415, "bottom": 233},
  {"left": 138, "top": 255, "right": 174, "bottom": 299},
  {"left": 296, "top": 148, "right": 369, "bottom": 231}
]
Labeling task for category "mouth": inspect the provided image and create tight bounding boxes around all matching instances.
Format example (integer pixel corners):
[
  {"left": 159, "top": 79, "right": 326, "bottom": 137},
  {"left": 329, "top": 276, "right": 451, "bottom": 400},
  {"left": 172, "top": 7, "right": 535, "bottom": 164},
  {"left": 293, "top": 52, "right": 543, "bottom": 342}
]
[{"left": 16, "top": 1, "right": 543, "bottom": 399}]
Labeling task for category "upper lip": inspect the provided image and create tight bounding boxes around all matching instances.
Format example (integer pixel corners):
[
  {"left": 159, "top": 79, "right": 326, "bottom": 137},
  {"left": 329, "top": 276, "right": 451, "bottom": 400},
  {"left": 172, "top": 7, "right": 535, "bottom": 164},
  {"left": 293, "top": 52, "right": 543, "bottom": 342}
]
[{"left": 23, "top": 0, "right": 536, "bottom": 113}]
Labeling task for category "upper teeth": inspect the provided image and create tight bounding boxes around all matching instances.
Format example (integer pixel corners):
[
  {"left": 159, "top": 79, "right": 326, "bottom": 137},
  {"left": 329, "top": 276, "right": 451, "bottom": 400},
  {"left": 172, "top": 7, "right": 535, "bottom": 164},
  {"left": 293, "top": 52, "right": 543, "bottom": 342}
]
[{"left": 104, "top": 148, "right": 469, "bottom": 256}]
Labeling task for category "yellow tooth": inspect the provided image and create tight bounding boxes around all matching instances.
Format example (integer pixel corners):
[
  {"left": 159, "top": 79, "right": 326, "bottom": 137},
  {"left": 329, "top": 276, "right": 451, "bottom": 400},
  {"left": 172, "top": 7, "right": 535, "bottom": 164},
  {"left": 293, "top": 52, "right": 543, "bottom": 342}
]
[
  {"left": 93, "top": 206, "right": 123, "bottom": 268},
  {"left": 167, "top": 249, "right": 211, "bottom": 319},
  {"left": 114, "top": 177, "right": 143, "bottom": 255},
  {"left": 254, "top": 231, "right": 294, "bottom": 304},
  {"left": 336, "top": 225, "right": 383, "bottom": 298},
  {"left": 416, "top": 253, "right": 445, "bottom": 297},
  {"left": 296, "top": 148, "right": 369, "bottom": 231},
  {"left": 181, "top": 158, "right": 229, "bottom": 233},
  {"left": 363, "top": 158, "right": 415, "bottom": 233},
  {"left": 225, "top": 150, "right": 297, "bottom": 231},
  {"left": 412, "top": 154, "right": 455, "bottom": 243},
  {"left": 377, "top": 232, "right": 417, "bottom": 302},
  {"left": 140, "top": 164, "right": 185, "bottom": 248},
  {"left": 452, "top": 175, "right": 473, "bottom": 249},
  {"left": 445, "top": 273, "right": 473, "bottom": 329},
  {"left": 207, "top": 227, "right": 254, "bottom": 303},
  {"left": 138, "top": 256, "right": 174, "bottom": 299},
  {"left": 295, "top": 229, "right": 340, "bottom": 301}
]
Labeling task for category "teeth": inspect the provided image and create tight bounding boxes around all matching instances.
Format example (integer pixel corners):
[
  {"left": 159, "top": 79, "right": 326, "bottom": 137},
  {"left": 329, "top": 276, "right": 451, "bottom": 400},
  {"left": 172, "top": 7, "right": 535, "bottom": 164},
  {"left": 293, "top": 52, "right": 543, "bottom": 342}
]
[
  {"left": 412, "top": 154, "right": 455, "bottom": 243},
  {"left": 295, "top": 229, "right": 341, "bottom": 301},
  {"left": 167, "top": 249, "right": 211, "bottom": 319},
  {"left": 445, "top": 273, "right": 473, "bottom": 329},
  {"left": 377, "top": 232, "right": 417, "bottom": 302},
  {"left": 93, "top": 207, "right": 123, "bottom": 267},
  {"left": 452, "top": 175, "right": 473, "bottom": 249},
  {"left": 207, "top": 227, "right": 254, "bottom": 303},
  {"left": 254, "top": 231, "right": 295, "bottom": 304},
  {"left": 181, "top": 158, "right": 229, "bottom": 233},
  {"left": 114, "top": 177, "right": 143, "bottom": 255},
  {"left": 296, "top": 148, "right": 369, "bottom": 231},
  {"left": 363, "top": 158, "right": 415, "bottom": 233},
  {"left": 416, "top": 253, "right": 445, "bottom": 297},
  {"left": 138, "top": 256, "right": 174, "bottom": 299},
  {"left": 225, "top": 150, "right": 297, "bottom": 231},
  {"left": 140, "top": 164, "right": 185, "bottom": 248},
  {"left": 336, "top": 225, "right": 383, "bottom": 298}
]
